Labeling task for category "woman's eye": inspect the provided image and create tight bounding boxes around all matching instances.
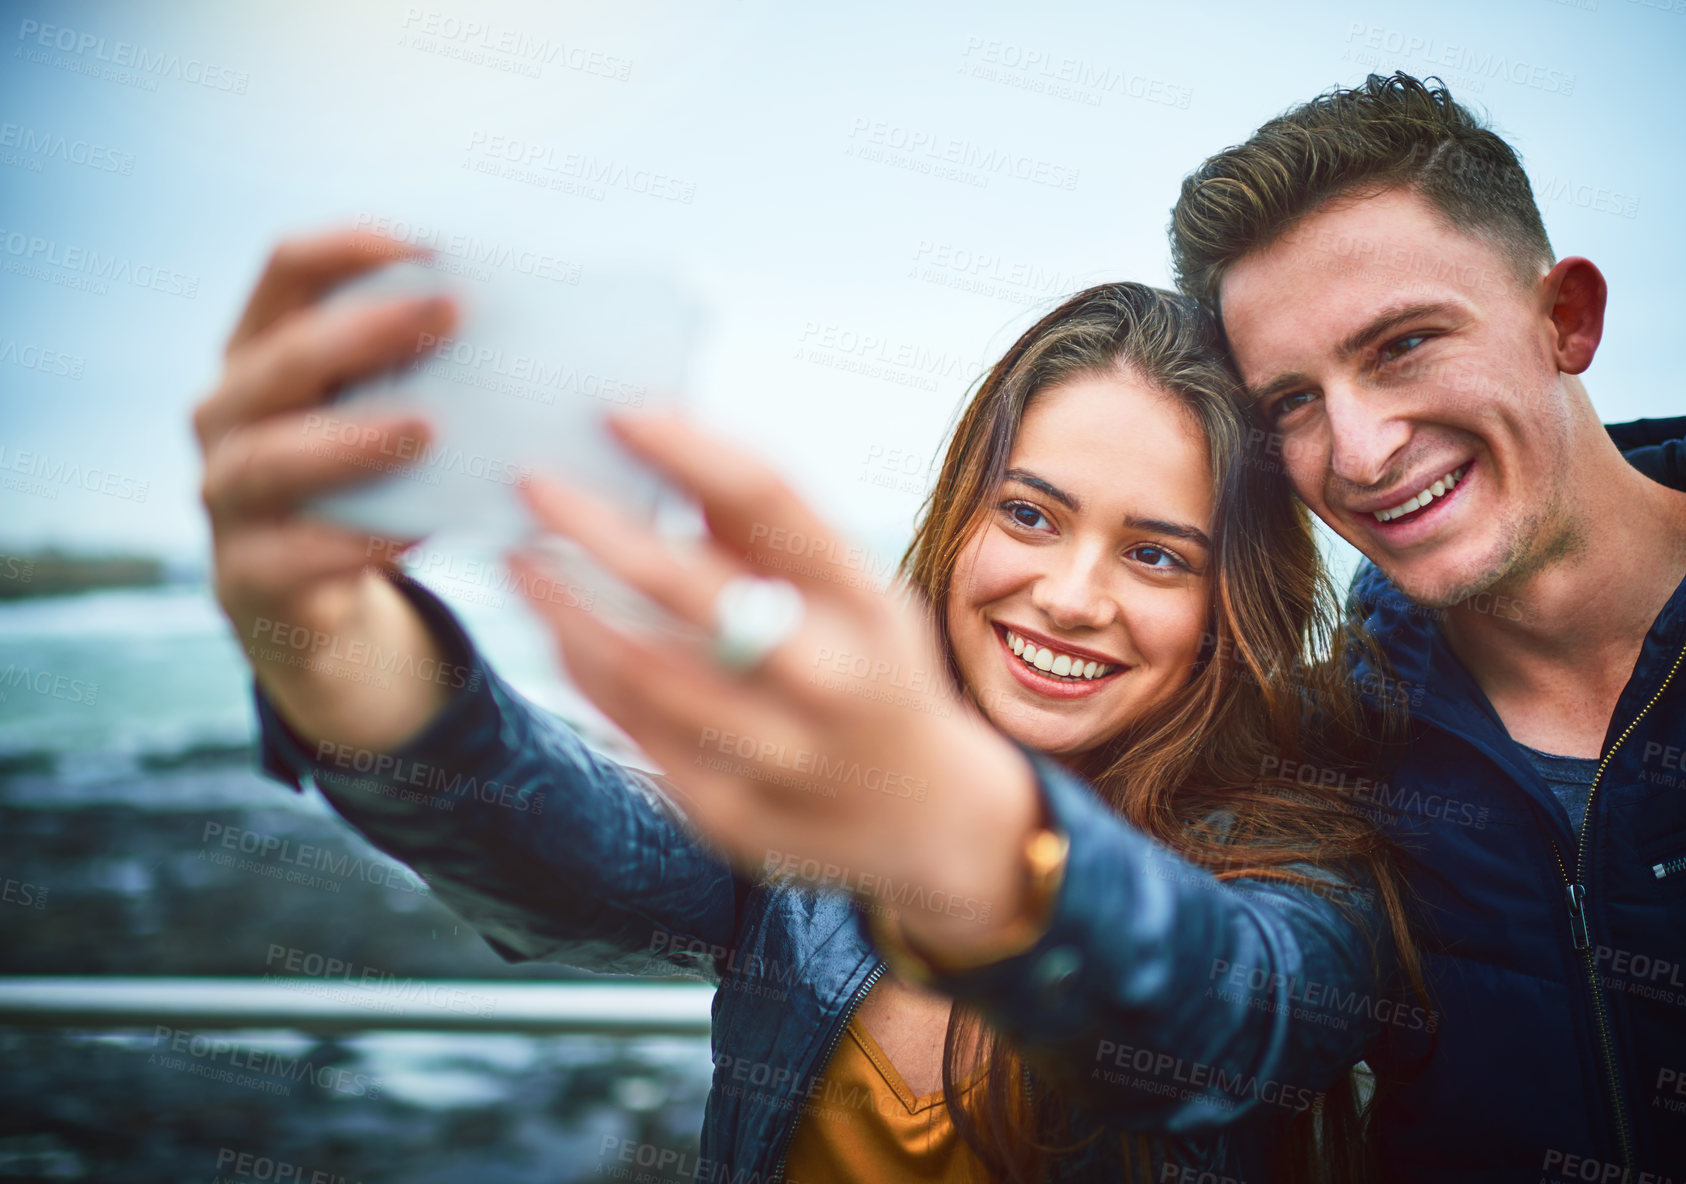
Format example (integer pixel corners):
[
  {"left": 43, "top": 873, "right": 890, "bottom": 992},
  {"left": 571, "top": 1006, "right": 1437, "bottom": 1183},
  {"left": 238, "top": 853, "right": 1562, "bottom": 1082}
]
[
  {"left": 1002, "top": 501, "right": 1050, "bottom": 531},
  {"left": 1126, "top": 544, "right": 1185, "bottom": 571}
]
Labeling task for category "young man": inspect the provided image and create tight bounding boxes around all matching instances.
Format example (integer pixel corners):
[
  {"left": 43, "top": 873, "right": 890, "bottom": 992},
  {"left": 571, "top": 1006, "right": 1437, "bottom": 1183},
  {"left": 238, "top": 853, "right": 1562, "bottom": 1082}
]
[{"left": 1170, "top": 72, "right": 1686, "bottom": 1180}]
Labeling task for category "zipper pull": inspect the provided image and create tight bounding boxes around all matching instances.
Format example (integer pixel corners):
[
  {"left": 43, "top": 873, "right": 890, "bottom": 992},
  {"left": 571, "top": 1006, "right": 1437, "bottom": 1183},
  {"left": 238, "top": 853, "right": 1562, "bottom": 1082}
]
[{"left": 1564, "top": 883, "right": 1590, "bottom": 950}]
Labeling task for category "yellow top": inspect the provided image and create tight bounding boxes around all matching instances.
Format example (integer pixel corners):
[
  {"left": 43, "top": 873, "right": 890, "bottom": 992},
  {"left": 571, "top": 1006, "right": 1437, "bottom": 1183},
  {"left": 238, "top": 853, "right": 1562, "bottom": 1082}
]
[{"left": 781, "top": 1012, "right": 991, "bottom": 1183}]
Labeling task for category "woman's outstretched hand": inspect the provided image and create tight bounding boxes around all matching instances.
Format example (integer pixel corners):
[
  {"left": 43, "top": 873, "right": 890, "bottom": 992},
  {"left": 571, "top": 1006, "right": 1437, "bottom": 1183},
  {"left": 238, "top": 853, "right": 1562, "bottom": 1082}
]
[{"left": 510, "top": 412, "right": 1043, "bottom": 960}]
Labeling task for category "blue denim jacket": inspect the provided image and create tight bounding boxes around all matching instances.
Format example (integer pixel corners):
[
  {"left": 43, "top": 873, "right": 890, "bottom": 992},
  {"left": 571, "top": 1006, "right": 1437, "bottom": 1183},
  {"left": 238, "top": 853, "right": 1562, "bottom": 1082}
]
[{"left": 255, "top": 581, "right": 1396, "bottom": 1182}]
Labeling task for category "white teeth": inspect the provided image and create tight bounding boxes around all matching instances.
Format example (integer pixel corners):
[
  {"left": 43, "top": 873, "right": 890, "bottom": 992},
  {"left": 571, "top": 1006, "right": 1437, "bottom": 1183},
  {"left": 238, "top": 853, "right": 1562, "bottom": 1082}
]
[
  {"left": 1003, "top": 631, "right": 1116, "bottom": 681},
  {"left": 1373, "top": 465, "right": 1467, "bottom": 523}
]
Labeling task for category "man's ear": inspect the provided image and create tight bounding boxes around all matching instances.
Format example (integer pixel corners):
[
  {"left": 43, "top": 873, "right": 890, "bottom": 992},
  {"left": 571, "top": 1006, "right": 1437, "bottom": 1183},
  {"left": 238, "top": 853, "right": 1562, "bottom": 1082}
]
[{"left": 1540, "top": 256, "right": 1606, "bottom": 376}]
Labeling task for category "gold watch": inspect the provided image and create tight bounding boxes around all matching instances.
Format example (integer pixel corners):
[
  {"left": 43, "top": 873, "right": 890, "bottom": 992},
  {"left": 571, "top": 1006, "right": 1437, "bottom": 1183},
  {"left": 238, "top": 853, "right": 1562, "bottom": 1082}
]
[{"left": 866, "top": 821, "right": 1070, "bottom": 988}]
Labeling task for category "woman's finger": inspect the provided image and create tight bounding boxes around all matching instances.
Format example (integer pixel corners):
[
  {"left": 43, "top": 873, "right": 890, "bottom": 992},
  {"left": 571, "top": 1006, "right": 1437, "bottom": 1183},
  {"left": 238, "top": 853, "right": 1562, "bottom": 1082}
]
[
  {"left": 201, "top": 411, "right": 434, "bottom": 523},
  {"left": 519, "top": 478, "right": 744, "bottom": 630},
  {"left": 510, "top": 552, "right": 779, "bottom": 755},
  {"left": 200, "top": 294, "right": 454, "bottom": 447},
  {"left": 602, "top": 414, "right": 887, "bottom": 608},
  {"left": 226, "top": 230, "right": 432, "bottom": 356},
  {"left": 214, "top": 518, "right": 416, "bottom": 604}
]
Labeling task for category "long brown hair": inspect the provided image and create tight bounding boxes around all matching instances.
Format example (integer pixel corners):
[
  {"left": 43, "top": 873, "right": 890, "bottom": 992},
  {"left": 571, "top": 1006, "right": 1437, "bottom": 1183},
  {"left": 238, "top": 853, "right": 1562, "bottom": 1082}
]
[{"left": 901, "top": 282, "right": 1425, "bottom": 1182}]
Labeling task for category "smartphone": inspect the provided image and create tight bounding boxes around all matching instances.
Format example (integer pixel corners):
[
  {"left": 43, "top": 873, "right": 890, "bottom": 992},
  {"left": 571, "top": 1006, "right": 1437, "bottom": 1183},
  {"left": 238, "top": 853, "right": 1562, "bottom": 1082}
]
[{"left": 307, "top": 256, "right": 705, "bottom": 547}]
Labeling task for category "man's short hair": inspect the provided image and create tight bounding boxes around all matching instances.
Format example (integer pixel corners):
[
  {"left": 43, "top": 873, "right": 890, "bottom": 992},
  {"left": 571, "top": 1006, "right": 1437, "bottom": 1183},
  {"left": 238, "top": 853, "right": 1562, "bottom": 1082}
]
[{"left": 1169, "top": 71, "right": 1555, "bottom": 317}]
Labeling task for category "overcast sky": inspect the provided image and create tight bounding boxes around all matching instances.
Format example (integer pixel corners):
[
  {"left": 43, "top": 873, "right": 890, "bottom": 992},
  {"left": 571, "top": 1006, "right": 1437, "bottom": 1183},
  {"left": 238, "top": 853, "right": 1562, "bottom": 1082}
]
[{"left": 3, "top": 0, "right": 1681, "bottom": 566}]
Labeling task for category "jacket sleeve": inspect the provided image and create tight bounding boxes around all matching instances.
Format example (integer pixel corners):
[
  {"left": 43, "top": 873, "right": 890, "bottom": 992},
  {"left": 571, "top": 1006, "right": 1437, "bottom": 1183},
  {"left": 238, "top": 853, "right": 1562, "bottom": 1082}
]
[
  {"left": 252, "top": 575, "right": 748, "bottom": 984},
  {"left": 883, "top": 749, "right": 1407, "bottom": 1135}
]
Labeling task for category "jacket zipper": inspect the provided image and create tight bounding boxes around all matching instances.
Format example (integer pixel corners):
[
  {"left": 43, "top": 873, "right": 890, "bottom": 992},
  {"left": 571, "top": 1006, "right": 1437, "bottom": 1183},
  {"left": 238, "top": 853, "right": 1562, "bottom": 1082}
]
[
  {"left": 1653, "top": 853, "right": 1686, "bottom": 880},
  {"left": 1551, "top": 638, "right": 1686, "bottom": 1174},
  {"left": 767, "top": 960, "right": 885, "bottom": 1184}
]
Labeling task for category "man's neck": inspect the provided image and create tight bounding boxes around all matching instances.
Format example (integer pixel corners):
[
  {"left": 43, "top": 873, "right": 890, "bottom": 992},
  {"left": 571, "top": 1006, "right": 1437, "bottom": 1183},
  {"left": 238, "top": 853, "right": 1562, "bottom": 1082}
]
[{"left": 1439, "top": 443, "right": 1686, "bottom": 758}]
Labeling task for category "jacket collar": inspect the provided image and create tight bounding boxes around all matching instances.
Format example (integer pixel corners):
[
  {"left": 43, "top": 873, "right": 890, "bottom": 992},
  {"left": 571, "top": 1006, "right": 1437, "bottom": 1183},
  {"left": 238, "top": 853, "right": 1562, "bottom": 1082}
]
[{"left": 1347, "top": 559, "right": 1686, "bottom": 827}]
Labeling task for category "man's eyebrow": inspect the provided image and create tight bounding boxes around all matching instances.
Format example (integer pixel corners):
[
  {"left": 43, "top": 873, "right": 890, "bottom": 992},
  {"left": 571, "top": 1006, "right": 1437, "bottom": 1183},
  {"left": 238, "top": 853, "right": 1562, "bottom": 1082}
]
[
  {"left": 1246, "top": 301, "right": 1459, "bottom": 405},
  {"left": 1002, "top": 469, "right": 1211, "bottom": 549},
  {"left": 1334, "top": 301, "right": 1455, "bottom": 360}
]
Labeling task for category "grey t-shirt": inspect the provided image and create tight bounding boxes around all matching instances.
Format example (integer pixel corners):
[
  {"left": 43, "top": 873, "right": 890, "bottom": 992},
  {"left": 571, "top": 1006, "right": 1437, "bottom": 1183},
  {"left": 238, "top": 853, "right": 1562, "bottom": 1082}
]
[{"left": 1518, "top": 744, "right": 1600, "bottom": 838}]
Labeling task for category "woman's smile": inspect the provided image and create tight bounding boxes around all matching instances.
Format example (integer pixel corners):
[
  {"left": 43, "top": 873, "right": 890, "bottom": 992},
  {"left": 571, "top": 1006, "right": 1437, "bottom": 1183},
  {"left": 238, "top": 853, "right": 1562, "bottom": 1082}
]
[{"left": 993, "top": 622, "right": 1127, "bottom": 700}]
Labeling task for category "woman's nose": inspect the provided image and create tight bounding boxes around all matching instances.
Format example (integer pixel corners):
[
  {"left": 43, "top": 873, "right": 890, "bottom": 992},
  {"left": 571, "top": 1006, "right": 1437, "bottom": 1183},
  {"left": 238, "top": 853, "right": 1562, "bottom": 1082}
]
[{"left": 1030, "top": 550, "right": 1117, "bottom": 631}]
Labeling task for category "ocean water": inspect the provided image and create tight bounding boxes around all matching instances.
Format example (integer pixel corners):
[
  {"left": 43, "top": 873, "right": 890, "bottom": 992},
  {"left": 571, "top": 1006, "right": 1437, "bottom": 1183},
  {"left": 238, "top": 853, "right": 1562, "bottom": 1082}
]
[
  {"left": 0, "top": 573, "right": 717, "bottom": 1181},
  {"left": 0, "top": 568, "right": 643, "bottom": 798}
]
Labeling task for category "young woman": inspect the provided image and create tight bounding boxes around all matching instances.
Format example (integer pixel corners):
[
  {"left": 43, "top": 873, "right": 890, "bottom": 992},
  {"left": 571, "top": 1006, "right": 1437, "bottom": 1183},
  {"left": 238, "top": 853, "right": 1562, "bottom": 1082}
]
[{"left": 200, "top": 236, "right": 1419, "bottom": 1182}]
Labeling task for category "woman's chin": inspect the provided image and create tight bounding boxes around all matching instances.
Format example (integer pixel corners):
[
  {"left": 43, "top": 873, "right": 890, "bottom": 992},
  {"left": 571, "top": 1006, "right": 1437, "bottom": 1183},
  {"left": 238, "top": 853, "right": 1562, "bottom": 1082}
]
[{"left": 991, "top": 704, "right": 1108, "bottom": 759}]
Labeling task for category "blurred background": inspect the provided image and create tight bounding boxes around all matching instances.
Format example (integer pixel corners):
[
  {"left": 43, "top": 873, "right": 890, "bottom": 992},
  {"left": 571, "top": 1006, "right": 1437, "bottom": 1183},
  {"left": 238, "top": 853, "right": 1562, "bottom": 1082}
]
[{"left": 1, "top": 0, "right": 1681, "bottom": 1180}]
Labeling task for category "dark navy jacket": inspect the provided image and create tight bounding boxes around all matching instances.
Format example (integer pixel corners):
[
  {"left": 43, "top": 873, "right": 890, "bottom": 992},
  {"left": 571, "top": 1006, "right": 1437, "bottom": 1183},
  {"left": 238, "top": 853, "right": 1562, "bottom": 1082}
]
[
  {"left": 1355, "top": 418, "right": 1686, "bottom": 1181},
  {"left": 256, "top": 581, "right": 1398, "bottom": 1183}
]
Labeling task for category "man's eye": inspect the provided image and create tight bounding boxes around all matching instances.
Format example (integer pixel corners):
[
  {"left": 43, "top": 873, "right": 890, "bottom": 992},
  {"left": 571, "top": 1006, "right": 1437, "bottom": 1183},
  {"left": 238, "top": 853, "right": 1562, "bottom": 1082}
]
[
  {"left": 1381, "top": 334, "right": 1428, "bottom": 362},
  {"left": 1271, "top": 391, "right": 1316, "bottom": 420}
]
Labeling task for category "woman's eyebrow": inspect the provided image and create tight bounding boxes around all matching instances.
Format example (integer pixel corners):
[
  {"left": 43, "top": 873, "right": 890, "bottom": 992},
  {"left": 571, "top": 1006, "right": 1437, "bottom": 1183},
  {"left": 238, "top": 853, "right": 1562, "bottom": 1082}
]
[
  {"left": 1004, "top": 469, "right": 1211, "bottom": 549},
  {"left": 1121, "top": 515, "right": 1211, "bottom": 550},
  {"left": 1004, "top": 468, "right": 1077, "bottom": 509}
]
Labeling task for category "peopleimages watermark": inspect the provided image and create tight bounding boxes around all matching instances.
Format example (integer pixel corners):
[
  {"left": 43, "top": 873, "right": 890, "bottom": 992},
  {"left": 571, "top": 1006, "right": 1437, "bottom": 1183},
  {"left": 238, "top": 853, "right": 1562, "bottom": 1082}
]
[
  {"left": 351, "top": 213, "right": 583, "bottom": 284},
  {"left": 640, "top": 926, "right": 801, "bottom": 1000},
  {"left": 0, "top": 874, "right": 49, "bottom": 910},
  {"left": 908, "top": 238, "right": 1084, "bottom": 308},
  {"left": 958, "top": 35, "right": 1193, "bottom": 109},
  {"left": 0, "top": 228, "right": 199, "bottom": 298},
  {"left": 1092, "top": 1039, "right": 1321, "bottom": 1115},
  {"left": 0, "top": 122, "right": 135, "bottom": 175},
  {"left": 1258, "top": 755, "right": 1491, "bottom": 831},
  {"left": 0, "top": 445, "right": 148, "bottom": 503},
  {"left": 148, "top": 1024, "right": 381, "bottom": 1099},
  {"left": 311, "top": 740, "right": 548, "bottom": 816},
  {"left": 297, "top": 413, "right": 531, "bottom": 489},
  {"left": 844, "top": 116, "right": 1080, "bottom": 192},
  {"left": 1340, "top": 23, "right": 1575, "bottom": 96},
  {"left": 213, "top": 1146, "right": 361, "bottom": 1184},
  {"left": 463, "top": 131, "right": 696, "bottom": 204},
  {"left": 1539, "top": 1147, "right": 1678, "bottom": 1182},
  {"left": 858, "top": 441, "right": 932, "bottom": 497},
  {"left": 262, "top": 943, "right": 496, "bottom": 1017},
  {"left": 0, "top": 662, "right": 99, "bottom": 706},
  {"left": 0, "top": 337, "right": 85, "bottom": 379},
  {"left": 413, "top": 329, "right": 648, "bottom": 407},
  {"left": 199, "top": 820, "right": 431, "bottom": 897},
  {"left": 796, "top": 319, "right": 967, "bottom": 395},
  {"left": 695, "top": 726, "right": 929, "bottom": 803},
  {"left": 248, "top": 614, "right": 480, "bottom": 691},
  {"left": 397, "top": 8, "right": 632, "bottom": 82},
  {"left": 760, "top": 848, "right": 991, "bottom": 923},
  {"left": 1206, "top": 956, "right": 1439, "bottom": 1034},
  {"left": 366, "top": 538, "right": 598, "bottom": 613},
  {"left": 15, "top": 19, "right": 250, "bottom": 94}
]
